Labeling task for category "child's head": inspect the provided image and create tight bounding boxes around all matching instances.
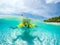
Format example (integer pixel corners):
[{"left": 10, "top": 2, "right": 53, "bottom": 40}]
[{"left": 22, "top": 18, "right": 31, "bottom": 27}]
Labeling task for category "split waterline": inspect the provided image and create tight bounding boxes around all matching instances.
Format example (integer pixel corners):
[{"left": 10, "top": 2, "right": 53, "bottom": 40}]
[{"left": 0, "top": 16, "right": 60, "bottom": 45}]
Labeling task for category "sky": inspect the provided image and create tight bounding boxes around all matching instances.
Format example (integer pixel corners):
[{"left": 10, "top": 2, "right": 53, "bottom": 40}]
[{"left": 0, "top": 0, "right": 60, "bottom": 20}]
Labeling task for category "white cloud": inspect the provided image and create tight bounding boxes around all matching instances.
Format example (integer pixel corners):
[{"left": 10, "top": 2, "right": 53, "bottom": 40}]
[
  {"left": 45, "top": 0, "right": 60, "bottom": 3},
  {"left": 0, "top": 0, "right": 25, "bottom": 14},
  {"left": 0, "top": 0, "right": 58, "bottom": 18},
  {"left": 0, "top": 0, "right": 49, "bottom": 18}
]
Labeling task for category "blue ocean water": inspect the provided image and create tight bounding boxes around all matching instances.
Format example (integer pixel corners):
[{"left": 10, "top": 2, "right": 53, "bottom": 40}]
[{"left": 0, "top": 17, "right": 60, "bottom": 45}]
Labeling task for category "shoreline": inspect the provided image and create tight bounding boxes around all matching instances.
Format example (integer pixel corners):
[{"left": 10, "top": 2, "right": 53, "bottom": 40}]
[{"left": 44, "top": 22, "right": 60, "bottom": 25}]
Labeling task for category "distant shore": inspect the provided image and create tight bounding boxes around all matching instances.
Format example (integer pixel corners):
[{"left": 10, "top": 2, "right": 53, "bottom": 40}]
[
  {"left": 44, "top": 16, "right": 60, "bottom": 22},
  {"left": 44, "top": 22, "right": 60, "bottom": 25}
]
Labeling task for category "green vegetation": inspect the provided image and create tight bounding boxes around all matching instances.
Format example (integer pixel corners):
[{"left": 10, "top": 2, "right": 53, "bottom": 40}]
[{"left": 44, "top": 16, "right": 60, "bottom": 22}]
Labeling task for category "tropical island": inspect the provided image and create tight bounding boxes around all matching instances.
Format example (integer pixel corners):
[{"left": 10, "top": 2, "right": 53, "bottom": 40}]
[{"left": 44, "top": 16, "right": 60, "bottom": 22}]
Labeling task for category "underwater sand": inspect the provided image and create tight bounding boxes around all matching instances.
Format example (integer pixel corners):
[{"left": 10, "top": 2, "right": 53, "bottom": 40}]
[{"left": 0, "top": 16, "right": 60, "bottom": 45}]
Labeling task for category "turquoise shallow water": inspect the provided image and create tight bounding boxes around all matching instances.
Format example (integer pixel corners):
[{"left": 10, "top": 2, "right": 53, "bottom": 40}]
[{"left": 0, "top": 17, "right": 60, "bottom": 45}]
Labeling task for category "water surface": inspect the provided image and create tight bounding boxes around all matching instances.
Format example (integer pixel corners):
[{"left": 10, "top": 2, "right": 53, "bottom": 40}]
[{"left": 0, "top": 17, "right": 60, "bottom": 45}]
